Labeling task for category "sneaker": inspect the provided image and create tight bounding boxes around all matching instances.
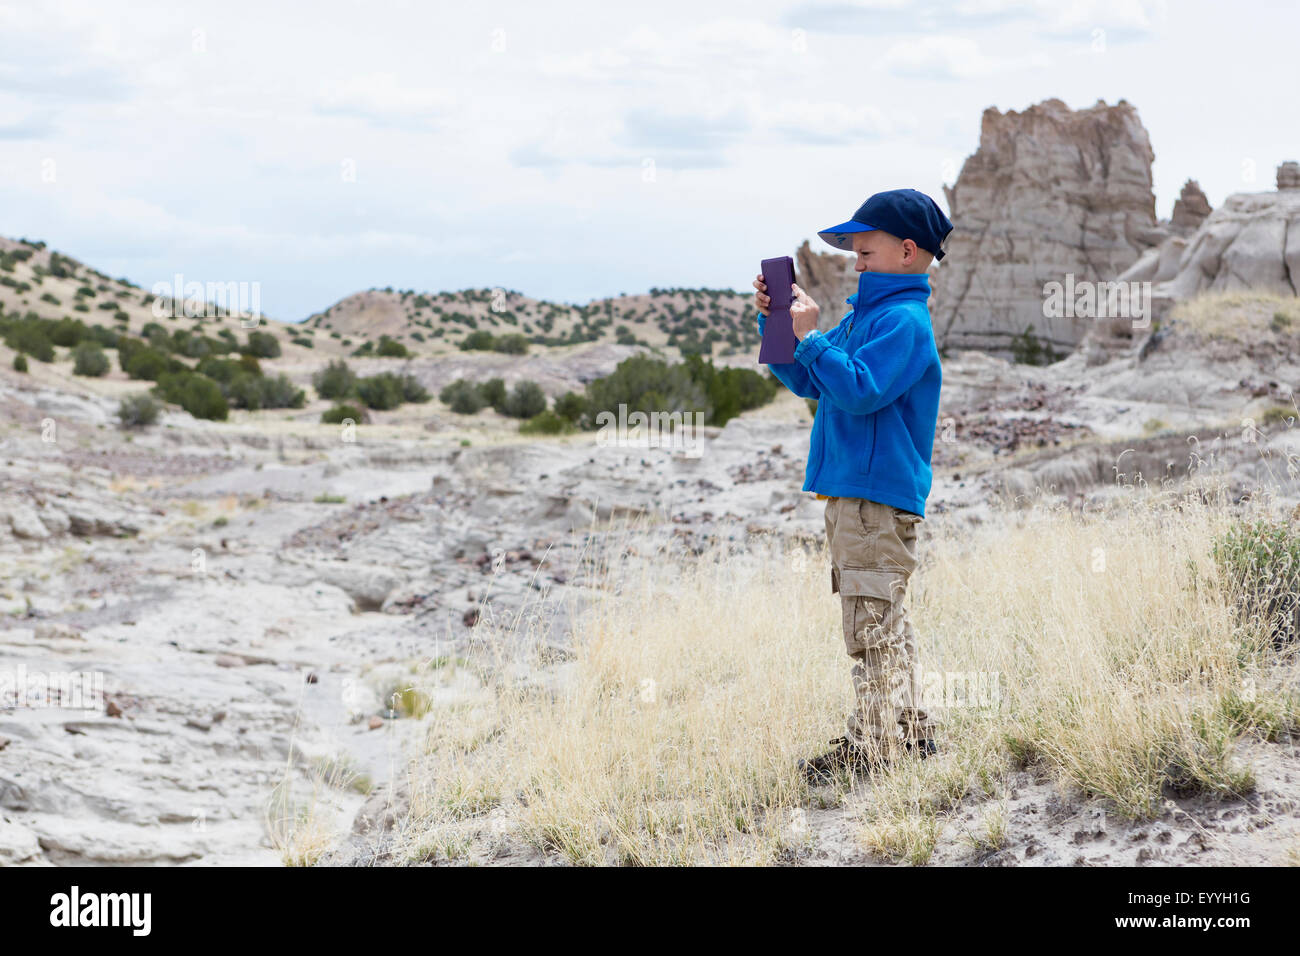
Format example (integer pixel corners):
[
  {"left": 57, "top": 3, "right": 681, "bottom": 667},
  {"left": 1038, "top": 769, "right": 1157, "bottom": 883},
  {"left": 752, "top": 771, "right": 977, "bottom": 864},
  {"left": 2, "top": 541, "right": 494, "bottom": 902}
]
[
  {"left": 798, "top": 736, "right": 889, "bottom": 783},
  {"left": 905, "top": 738, "right": 938, "bottom": 759}
]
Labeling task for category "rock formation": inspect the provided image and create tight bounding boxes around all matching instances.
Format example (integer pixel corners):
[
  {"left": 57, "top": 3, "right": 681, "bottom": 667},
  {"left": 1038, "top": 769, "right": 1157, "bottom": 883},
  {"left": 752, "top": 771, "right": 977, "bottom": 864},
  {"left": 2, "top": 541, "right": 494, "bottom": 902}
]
[
  {"left": 794, "top": 239, "right": 858, "bottom": 331},
  {"left": 929, "top": 98, "right": 1160, "bottom": 359},
  {"left": 1278, "top": 161, "right": 1300, "bottom": 191},
  {"left": 1170, "top": 180, "right": 1212, "bottom": 234},
  {"left": 1157, "top": 161, "right": 1300, "bottom": 301}
]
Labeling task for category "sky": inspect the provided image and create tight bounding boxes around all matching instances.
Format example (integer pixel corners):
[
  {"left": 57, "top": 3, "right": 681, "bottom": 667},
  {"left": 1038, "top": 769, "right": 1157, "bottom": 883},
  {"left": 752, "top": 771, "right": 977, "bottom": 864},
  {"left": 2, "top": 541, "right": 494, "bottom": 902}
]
[{"left": 1, "top": 0, "right": 1296, "bottom": 322}]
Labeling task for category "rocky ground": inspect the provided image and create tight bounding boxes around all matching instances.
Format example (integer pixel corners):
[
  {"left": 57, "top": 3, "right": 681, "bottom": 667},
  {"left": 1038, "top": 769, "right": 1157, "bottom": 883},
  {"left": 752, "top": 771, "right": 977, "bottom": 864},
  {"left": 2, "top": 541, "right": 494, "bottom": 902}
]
[{"left": 3, "top": 320, "right": 1300, "bottom": 866}]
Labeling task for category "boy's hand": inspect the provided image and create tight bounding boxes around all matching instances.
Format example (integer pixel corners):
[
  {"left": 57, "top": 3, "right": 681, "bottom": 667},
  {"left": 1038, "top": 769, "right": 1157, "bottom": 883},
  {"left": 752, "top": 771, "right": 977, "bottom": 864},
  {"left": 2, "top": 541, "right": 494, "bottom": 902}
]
[
  {"left": 790, "top": 283, "right": 820, "bottom": 339},
  {"left": 752, "top": 273, "right": 773, "bottom": 317}
]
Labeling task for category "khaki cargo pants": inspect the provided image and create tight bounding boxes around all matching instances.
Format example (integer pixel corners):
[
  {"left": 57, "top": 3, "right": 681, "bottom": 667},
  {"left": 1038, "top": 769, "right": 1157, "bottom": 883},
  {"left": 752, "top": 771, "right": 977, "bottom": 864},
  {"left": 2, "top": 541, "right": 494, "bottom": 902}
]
[{"left": 824, "top": 496, "right": 934, "bottom": 752}]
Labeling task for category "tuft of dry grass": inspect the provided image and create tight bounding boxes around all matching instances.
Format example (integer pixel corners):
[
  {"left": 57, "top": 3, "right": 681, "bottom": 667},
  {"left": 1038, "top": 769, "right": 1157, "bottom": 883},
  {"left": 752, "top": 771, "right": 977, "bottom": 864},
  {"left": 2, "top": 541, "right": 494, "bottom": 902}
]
[
  {"left": 1169, "top": 291, "right": 1300, "bottom": 343},
  {"left": 396, "top": 483, "right": 1300, "bottom": 865}
]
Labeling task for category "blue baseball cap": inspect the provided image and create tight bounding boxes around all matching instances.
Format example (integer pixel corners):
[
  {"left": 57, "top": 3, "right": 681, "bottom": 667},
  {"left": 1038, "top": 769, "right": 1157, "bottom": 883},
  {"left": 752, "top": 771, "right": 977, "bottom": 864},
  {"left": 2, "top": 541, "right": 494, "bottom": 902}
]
[{"left": 817, "top": 188, "right": 953, "bottom": 260}]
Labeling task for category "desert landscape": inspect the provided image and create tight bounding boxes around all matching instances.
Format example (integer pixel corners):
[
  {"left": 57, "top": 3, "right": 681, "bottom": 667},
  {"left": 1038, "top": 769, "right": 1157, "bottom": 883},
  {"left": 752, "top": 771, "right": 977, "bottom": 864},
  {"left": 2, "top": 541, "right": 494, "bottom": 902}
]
[{"left": 2, "top": 92, "right": 1299, "bottom": 868}]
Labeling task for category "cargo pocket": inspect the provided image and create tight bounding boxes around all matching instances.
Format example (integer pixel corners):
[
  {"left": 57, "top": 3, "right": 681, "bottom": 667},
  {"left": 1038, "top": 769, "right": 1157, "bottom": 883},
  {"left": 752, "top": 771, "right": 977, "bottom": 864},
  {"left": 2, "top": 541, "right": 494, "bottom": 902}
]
[
  {"left": 838, "top": 567, "right": 907, "bottom": 655},
  {"left": 839, "top": 567, "right": 907, "bottom": 603}
]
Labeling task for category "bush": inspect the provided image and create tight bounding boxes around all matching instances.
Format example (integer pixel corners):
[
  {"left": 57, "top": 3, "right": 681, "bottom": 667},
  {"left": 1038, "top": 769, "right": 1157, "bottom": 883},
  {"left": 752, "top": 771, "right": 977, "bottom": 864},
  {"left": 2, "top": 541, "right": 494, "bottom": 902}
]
[
  {"left": 4, "top": 322, "right": 55, "bottom": 362},
  {"left": 400, "top": 374, "right": 430, "bottom": 403},
  {"left": 376, "top": 335, "right": 409, "bottom": 358},
  {"left": 153, "top": 372, "right": 229, "bottom": 421},
  {"left": 312, "top": 359, "right": 357, "bottom": 400},
  {"left": 356, "top": 372, "right": 405, "bottom": 410},
  {"left": 12, "top": 353, "right": 28, "bottom": 373},
  {"left": 244, "top": 330, "right": 281, "bottom": 358},
  {"left": 321, "top": 403, "right": 369, "bottom": 424},
  {"left": 479, "top": 377, "right": 506, "bottom": 412},
  {"left": 439, "top": 378, "right": 485, "bottom": 415},
  {"left": 259, "top": 373, "right": 307, "bottom": 409},
  {"left": 459, "top": 330, "right": 496, "bottom": 352},
  {"left": 118, "top": 393, "right": 162, "bottom": 429},
  {"left": 584, "top": 354, "right": 710, "bottom": 426},
  {"left": 72, "top": 341, "right": 110, "bottom": 377},
  {"left": 50, "top": 317, "right": 89, "bottom": 347},
  {"left": 493, "top": 333, "right": 529, "bottom": 355},
  {"left": 501, "top": 380, "right": 547, "bottom": 419},
  {"left": 682, "top": 354, "right": 779, "bottom": 426},
  {"left": 519, "top": 409, "right": 574, "bottom": 435},
  {"left": 123, "top": 346, "right": 172, "bottom": 381},
  {"left": 226, "top": 372, "right": 264, "bottom": 410},
  {"left": 553, "top": 391, "right": 588, "bottom": 424},
  {"left": 1212, "top": 518, "right": 1300, "bottom": 647}
]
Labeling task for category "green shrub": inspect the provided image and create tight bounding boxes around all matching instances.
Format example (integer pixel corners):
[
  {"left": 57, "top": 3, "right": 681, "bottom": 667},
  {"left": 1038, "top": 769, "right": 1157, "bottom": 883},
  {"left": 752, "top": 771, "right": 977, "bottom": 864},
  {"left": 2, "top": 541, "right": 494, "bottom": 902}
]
[
  {"left": 376, "top": 335, "right": 409, "bottom": 358},
  {"left": 356, "top": 372, "right": 405, "bottom": 410},
  {"left": 153, "top": 372, "right": 229, "bottom": 420},
  {"left": 118, "top": 393, "right": 161, "bottom": 428},
  {"left": 320, "top": 403, "right": 368, "bottom": 424},
  {"left": 553, "top": 391, "right": 588, "bottom": 424},
  {"left": 459, "top": 330, "right": 496, "bottom": 352},
  {"left": 50, "top": 317, "right": 88, "bottom": 346},
  {"left": 400, "top": 374, "right": 430, "bottom": 403},
  {"left": 1212, "top": 518, "right": 1300, "bottom": 647},
  {"left": 12, "top": 353, "right": 28, "bottom": 373},
  {"left": 502, "top": 380, "right": 547, "bottom": 419},
  {"left": 584, "top": 354, "right": 710, "bottom": 426},
  {"left": 313, "top": 359, "right": 357, "bottom": 400},
  {"left": 478, "top": 377, "right": 507, "bottom": 412},
  {"left": 72, "top": 341, "right": 110, "bottom": 377},
  {"left": 244, "top": 330, "right": 281, "bottom": 358},
  {"left": 682, "top": 353, "right": 779, "bottom": 426},
  {"left": 123, "top": 346, "right": 172, "bottom": 381},
  {"left": 1010, "top": 325, "right": 1060, "bottom": 366},
  {"left": 4, "top": 322, "right": 55, "bottom": 362},
  {"left": 519, "top": 409, "right": 574, "bottom": 435},
  {"left": 224, "top": 371, "right": 305, "bottom": 410},
  {"left": 259, "top": 373, "right": 307, "bottom": 409},
  {"left": 439, "top": 379, "right": 485, "bottom": 414},
  {"left": 493, "top": 333, "right": 529, "bottom": 355}
]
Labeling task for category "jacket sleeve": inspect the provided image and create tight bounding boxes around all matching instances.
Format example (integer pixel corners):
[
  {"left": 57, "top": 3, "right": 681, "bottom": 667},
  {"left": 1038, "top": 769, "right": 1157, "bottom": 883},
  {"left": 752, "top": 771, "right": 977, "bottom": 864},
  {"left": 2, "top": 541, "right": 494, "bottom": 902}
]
[
  {"left": 793, "top": 308, "right": 929, "bottom": 415},
  {"left": 756, "top": 311, "right": 821, "bottom": 399}
]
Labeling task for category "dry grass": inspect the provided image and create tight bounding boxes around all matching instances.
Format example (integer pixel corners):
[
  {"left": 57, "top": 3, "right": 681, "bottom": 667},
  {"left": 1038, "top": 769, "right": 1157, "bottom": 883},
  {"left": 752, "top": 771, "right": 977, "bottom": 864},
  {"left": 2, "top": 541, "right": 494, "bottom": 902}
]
[
  {"left": 1169, "top": 291, "right": 1300, "bottom": 343},
  {"left": 396, "top": 482, "right": 1300, "bottom": 865}
]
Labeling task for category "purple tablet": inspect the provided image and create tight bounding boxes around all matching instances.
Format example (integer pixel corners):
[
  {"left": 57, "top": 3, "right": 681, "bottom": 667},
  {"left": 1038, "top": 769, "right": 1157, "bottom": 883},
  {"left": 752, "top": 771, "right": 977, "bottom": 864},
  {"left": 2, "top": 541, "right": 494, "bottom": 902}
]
[{"left": 758, "top": 255, "right": 797, "bottom": 365}]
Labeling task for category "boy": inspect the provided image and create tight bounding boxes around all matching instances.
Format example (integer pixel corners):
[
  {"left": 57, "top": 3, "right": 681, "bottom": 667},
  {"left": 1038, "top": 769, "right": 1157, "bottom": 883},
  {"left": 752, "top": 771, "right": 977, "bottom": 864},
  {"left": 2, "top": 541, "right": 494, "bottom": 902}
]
[{"left": 752, "top": 188, "right": 953, "bottom": 782}]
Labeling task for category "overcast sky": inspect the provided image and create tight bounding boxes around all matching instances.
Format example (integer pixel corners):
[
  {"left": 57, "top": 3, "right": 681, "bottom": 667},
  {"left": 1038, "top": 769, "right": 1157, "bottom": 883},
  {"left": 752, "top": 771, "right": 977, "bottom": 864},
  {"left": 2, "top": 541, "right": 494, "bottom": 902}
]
[{"left": 1, "top": 0, "right": 1295, "bottom": 322}]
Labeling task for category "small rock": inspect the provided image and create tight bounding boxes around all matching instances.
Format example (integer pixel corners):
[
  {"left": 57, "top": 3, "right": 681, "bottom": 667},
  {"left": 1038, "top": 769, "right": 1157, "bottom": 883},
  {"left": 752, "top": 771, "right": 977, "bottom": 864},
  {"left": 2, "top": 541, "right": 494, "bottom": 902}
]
[
  {"left": 367, "top": 715, "right": 384, "bottom": 730},
  {"left": 105, "top": 699, "right": 123, "bottom": 718},
  {"left": 34, "top": 622, "right": 83, "bottom": 642},
  {"left": 214, "top": 654, "right": 245, "bottom": 668}
]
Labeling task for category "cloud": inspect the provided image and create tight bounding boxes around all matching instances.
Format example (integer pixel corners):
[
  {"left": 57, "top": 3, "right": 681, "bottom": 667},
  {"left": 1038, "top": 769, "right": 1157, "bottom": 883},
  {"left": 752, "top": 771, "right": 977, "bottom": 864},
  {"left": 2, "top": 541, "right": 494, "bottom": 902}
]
[
  {"left": 878, "top": 35, "right": 1051, "bottom": 78},
  {"left": 764, "top": 99, "right": 907, "bottom": 145},
  {"left": 314, "top": 72, "right": 456, "bottom": 127},
  {"left": 790, "top": 0, "right": 1165, "bottom": 39}
]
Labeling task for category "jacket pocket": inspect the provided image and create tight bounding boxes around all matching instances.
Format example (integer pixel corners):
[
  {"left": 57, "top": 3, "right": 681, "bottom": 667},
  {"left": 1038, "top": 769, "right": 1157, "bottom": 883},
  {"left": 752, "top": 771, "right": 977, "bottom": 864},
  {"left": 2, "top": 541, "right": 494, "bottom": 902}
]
[{"left": 859, "top": 413, "right": 877, "bottom": 474}]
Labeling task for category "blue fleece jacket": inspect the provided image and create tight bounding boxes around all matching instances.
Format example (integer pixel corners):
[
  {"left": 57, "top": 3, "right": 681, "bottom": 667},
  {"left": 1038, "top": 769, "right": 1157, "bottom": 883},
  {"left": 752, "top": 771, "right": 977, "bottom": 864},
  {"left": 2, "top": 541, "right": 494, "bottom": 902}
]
[{"left": 757, "top": 270, "right": 941, "bottom": 516}]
